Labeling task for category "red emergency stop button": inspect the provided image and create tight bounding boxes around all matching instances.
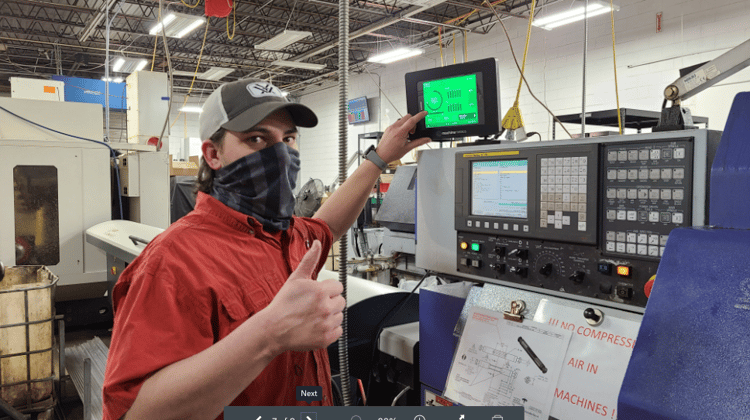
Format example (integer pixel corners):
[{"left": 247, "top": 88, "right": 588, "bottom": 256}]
[{"left": 644, "top": 275, "right": 656, "bottom": 298}]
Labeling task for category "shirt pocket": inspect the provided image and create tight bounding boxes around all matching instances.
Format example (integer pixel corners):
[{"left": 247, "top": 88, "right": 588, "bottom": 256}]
[{"left": 219, "top": 271, "right": 281, "bottom": 322}]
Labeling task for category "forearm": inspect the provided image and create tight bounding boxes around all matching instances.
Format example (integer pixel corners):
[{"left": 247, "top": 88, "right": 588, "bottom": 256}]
[
  {"left": 124, "top": 310, "right": 278, "bottom": 420},
  {"left": 314, "top": 159, "right": 382, "bottom": 241}
]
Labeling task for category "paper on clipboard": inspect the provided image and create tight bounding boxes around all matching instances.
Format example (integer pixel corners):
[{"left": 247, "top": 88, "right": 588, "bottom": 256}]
[
  {"left": 444, "top": 306, "right": 572, "bottom": 420},
  {"left": 533, "top": 300, "right": 640, "bottom": 420}
]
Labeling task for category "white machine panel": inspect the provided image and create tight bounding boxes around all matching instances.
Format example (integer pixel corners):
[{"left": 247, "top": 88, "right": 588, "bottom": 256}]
[
  {"left": 0, "top": 98, "right": 111, "bottom": 301},
  {"left": 126, "top": 71, "right": 169, "bottom": 146},
  {"left": 10, "top": 77, "right": 65, "bottom": 102},
  {"left": 0, "top": 140, "right": 110, "bottom": 300}
]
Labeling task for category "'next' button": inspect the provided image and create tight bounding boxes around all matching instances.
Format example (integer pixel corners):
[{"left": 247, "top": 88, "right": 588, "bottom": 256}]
[{"left": 296, "top": 386, "right": 323, "bottom": 402}]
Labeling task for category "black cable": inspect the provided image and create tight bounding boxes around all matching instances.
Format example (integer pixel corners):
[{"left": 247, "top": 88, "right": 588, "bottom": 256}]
[
  {"left": 0, "top": 105, "right": 124, "bottom": 219},
  {"left": 364, "top": 272, "right": 429, "bottom": 405},
  {"left": 527, "top": 131, "right": 542, "bottom": 141}
]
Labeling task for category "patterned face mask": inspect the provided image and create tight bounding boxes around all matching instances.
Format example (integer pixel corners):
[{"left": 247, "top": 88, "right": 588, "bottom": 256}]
[{"left": 211, "top": 142, "right": 300, "bottom": 231}]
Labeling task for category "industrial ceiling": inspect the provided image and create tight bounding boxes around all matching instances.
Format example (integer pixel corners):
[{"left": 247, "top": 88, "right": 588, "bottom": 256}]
[{"left": 0, "top": 0, "right": 555, "bottom": 95}]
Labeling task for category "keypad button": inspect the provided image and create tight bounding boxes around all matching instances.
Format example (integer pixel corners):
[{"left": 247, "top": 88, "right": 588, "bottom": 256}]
[
  {"left": 673, "top": 168, "right": 685, "bottom": 179},
  {"left": 674, "top": 148, "right": 686, "bottom": 159},
  {"left": 650, "top": 149, "right": 661, "bottom": 160},
  {"left": 639, "top": 149, "right": 650, "bottom": 160},
  {"left": 673, "top": 189, "right": 684, "bottom": 200},
  {"left": 616, "top": 232, "right": 627, "bottom": 242},
  {"left": 661, "top": 189, "right": 672, "bottom": 200},
  {"left": 637, "top": 234, "right": 648, "bottom": 244},
  {"left": 649, "top": 235, "right": 659, "bottom": 245},
  {"left": 606, "top": 231, "right": 616, "bottom": 241}
]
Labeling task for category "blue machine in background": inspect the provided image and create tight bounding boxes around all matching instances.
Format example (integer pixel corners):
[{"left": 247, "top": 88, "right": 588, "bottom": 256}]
[
  {"left": 50, "top": 75, "right": 127, "bottom": 110},
  {"left": 618, "top": 92, "right": 750, "bottom": 419}
]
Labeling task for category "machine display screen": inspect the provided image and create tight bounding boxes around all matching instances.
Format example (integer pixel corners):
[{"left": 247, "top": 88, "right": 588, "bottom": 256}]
[
  {"left": 419, "top": 73, "right": 480, "bottom": 129},
  {"left": 471, "top": 159, "right": 528, "bottom": 218}
]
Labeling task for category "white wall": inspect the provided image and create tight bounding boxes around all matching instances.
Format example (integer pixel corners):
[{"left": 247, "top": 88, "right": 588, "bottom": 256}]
[{"left": 298, "top": 0, "right": 750, "bottom": 186}]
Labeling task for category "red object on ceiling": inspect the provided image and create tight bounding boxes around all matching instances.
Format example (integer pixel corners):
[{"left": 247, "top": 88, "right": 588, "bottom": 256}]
[{"left": 205, "top": 0, "right": 233, "bottom": 18}]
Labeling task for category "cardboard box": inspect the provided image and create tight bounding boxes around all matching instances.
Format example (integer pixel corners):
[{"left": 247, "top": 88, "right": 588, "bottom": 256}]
[{"left": 170, "top": 155, "right": 200, "bottom": 177}]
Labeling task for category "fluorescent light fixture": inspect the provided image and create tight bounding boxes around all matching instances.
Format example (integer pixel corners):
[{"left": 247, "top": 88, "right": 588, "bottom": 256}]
[
  {"left": 149, "top": 12, "right": 205, "bottom": 38},
  {"left": 272, "top": 60, "right": 326, "bottom": 71},
  {"left": 180, "top": 106, "right": 203, "bottom": 113},
  {"left": 256, "top": 30, "right": 312, "bottom": 51},
  {"left": 367, "top": 48, "right": 423, "bottom": 64},
  {"left": 102, "top": 76, "right": 124, "bottom": 83},
  {"left": 199, "top": 67, "right": 235, "bottom": 81},
  {"left": 111, "top": 56, "right": 148, "bottom": 73},
  {"left": 533, "top": 1, "right": 618, "bottom": 30},
  {"left": 149, "top": 13, "right": 176, "bottom": 35}
]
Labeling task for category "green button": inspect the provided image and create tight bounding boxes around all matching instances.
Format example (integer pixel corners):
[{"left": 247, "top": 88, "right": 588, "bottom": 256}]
[{"left": 471, "top": 243, "right": 481, "bottom": 252}]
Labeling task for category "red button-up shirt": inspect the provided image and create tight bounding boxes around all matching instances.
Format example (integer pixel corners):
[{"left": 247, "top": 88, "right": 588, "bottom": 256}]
[{"left": 103, "top": 193, "right": 334, "bottom": 420}]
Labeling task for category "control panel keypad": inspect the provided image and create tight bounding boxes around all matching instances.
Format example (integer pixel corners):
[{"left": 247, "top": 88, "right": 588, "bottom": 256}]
[
  {"left": 603, "top": 141, "right": 692, "bottom": 259},
  {"left": 540, "top": 156, "right": 588, "bottom": 232}
]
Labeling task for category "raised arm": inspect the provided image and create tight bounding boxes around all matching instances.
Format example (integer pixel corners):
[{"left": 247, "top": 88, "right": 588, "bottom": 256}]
[{"left": 314, "top": 111, "right": 431, "bottom": 241}]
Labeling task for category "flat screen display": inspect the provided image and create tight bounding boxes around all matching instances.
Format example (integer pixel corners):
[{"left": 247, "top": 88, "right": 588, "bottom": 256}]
[
  {"left": 347, "top": 96, "right": 370, "bottom": 124},
  {"left": 471, "top": 159, "right": 528, "bottom": 219},
  {"left": 420, "top": 73, "right": 480, "bottom": 129}
]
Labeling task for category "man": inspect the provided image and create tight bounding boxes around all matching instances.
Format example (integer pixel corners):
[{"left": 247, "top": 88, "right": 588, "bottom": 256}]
[{"left": 102, "top": 78, "right": 430, "bottom": 420}]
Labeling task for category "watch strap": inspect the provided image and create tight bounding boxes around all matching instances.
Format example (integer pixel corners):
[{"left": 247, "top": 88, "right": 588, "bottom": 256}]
[{"left": 365, "top": 146, "right": 387, "bottom": 171}]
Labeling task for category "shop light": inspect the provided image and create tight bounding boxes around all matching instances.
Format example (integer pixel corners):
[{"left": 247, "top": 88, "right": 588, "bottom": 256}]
[
  {"left": 533, "top": 0, "right": 618, "bottom": 30},
  {"left": 367, "top": 48, "right": 423, "bottom": 64}
]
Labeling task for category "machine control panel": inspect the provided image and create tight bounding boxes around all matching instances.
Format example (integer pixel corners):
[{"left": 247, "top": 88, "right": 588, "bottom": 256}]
[
  {"left": 451, "top": 131, "right": 719, "bottom": 308},
  {"left": 602, "top": 139, "right": 693, "bottom": 259},
  {"left": 457, "top": 233, "right": 657, "bottom": 307}
]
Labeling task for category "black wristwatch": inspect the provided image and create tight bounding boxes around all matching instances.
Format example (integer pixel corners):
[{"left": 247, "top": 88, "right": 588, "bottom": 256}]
[{"left": 364, "top": 145, "right": 387, "bottom": 171}]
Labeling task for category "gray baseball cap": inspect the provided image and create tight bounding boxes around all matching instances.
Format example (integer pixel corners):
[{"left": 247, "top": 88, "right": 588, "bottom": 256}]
[{"left": 199, "top": 78, "right": 318, "bottom": 141}]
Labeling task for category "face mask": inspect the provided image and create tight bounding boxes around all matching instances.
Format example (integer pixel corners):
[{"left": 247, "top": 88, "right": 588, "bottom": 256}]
[{"left": 211, "top": 142, "right": 300, "bottom": 231}]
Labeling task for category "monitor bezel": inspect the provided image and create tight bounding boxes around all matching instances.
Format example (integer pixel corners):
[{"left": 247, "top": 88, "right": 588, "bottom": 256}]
[
  {"left": 347, "top": 96, "right": 370, "bottom": 124},
  {"left": 405, "top": 58, "right": 500, "bottom": 141}
]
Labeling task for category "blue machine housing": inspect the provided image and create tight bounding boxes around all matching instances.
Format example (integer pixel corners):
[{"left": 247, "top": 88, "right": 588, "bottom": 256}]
[{"left": 618, "top": 92, "right": 750, "bottom": 419}]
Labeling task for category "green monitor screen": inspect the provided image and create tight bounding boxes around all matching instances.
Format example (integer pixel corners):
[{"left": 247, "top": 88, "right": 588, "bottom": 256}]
[{"left": 420, "top": 73, "right": 480, "bottom": 129}]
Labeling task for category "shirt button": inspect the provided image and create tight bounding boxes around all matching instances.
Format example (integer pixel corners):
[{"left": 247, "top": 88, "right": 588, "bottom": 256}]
[
  {"left": 305, "top": 240, "right": 311, "bottom": 248},
  {"left": 295, "top": 365, "right": 303, "bottom": 376}
]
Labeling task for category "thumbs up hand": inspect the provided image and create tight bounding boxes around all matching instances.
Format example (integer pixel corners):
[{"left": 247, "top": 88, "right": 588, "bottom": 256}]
[{"left": 262, "top": 240, "right": 346, "bottom": 355}]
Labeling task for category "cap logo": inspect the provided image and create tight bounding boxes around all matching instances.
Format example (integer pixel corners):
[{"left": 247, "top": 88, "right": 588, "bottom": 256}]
[{"left": 246, "top": 81, "right": 283, "bottom": 98}]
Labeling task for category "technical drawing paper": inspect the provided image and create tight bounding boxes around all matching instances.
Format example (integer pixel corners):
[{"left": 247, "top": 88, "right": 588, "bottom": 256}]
[{"left": 444, "top": 306, "right": 572, "bottom": 420}]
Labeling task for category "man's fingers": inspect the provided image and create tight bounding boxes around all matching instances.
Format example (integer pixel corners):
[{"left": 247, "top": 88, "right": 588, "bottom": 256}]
[
  {"left": 320, "top": 278, "right": 344, "bottom": 297},
  {"left": 289, "top": 240, "right": 322, "bottom": 281}
]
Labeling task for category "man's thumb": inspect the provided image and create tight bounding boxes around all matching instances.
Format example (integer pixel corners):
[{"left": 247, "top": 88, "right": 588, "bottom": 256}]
[{"left": 289, "top": 240, "right": 322, "bottom": 281}]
